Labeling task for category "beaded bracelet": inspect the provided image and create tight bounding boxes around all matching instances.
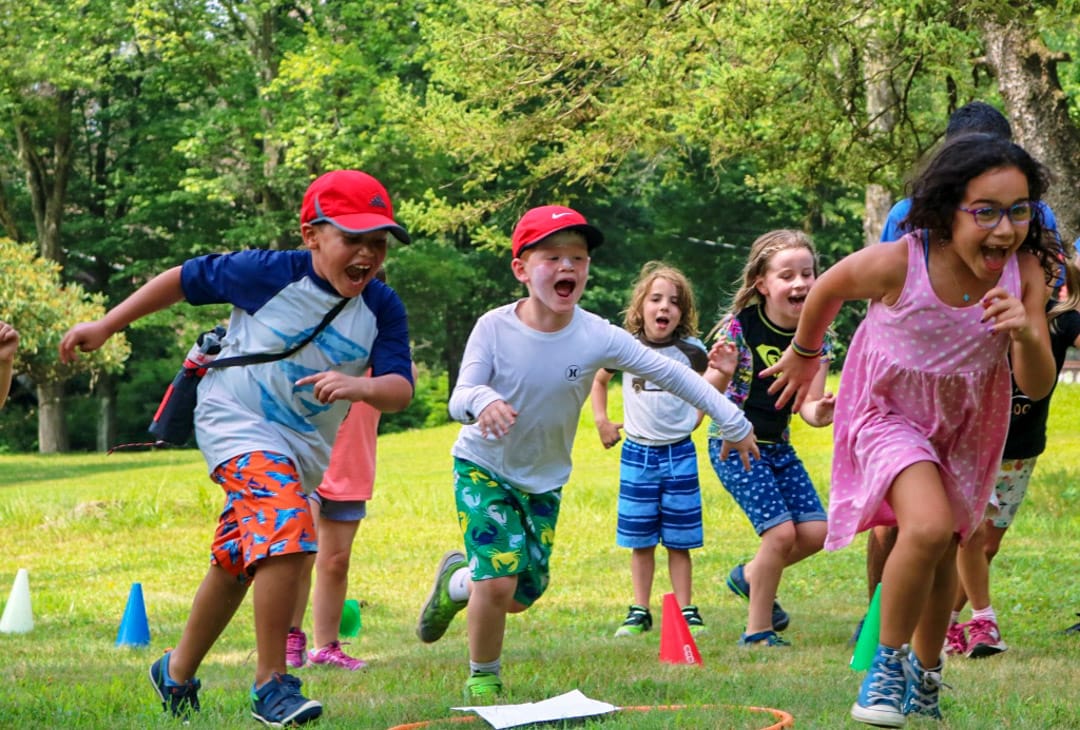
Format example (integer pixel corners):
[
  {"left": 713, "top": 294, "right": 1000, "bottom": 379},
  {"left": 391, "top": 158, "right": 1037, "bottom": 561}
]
[{"left": 790, "top": 340, "right": 823, "bottom": 359}]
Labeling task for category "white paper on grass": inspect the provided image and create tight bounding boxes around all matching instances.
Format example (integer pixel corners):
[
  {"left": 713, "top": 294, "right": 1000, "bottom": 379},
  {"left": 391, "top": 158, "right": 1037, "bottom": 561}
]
[{"left": 451, "top": 689, "right": 619, "bottom": 729}]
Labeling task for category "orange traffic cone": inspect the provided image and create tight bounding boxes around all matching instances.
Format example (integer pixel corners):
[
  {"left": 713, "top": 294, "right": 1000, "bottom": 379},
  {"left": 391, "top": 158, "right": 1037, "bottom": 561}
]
[{"left": 658, "top": 592, "right": 702, "bottom": 665}]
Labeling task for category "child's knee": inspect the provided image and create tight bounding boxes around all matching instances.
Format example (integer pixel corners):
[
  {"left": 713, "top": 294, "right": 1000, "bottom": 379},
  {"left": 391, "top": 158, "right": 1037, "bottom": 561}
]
[{"left": 473, "top": 575, "right": 518, "bottom": 606}]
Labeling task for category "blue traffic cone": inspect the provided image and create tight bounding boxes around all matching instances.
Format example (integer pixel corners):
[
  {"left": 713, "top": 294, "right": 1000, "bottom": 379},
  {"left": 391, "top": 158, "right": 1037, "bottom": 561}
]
[{"left": 116, "top": 582, "right": 151, "bottom": 647}]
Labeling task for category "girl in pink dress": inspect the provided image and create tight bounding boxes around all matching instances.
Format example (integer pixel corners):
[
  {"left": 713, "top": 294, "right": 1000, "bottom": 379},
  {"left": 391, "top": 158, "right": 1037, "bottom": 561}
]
[{"left": 764, "top": 133, "right": 1058, "bottom": 728}]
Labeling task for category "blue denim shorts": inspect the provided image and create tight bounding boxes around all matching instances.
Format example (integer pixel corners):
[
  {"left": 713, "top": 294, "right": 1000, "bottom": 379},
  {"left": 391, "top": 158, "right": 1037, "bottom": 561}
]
[
  {"left": 708, "top": 439, "right": 825, "bottom": 535},
  {"left": 310, "top": 491, "right": 367, "bottom": 522},
  {"left": 616, "top": 437, "right": 703, "bottom": 550}
]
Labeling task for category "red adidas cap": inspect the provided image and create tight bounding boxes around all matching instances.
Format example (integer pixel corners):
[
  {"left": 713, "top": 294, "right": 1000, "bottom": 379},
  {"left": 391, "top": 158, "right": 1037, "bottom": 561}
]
[
  {"left": 511, "top": 205, "right": 604, "bottom": 258},
  {"left": 300, "top": 170, "right": 410, "bottom": 244}
]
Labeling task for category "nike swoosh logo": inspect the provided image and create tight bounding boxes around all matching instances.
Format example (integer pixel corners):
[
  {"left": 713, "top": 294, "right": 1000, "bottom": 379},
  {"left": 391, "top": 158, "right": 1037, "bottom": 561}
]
[{"left": 551, "top": 212, "right": 574, "bottom": 219}]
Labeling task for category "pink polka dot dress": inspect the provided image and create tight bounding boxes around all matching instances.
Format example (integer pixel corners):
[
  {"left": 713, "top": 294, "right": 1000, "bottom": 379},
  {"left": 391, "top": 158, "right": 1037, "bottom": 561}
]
[{"left": 825, "top": 232, "right": 1019, "bottom": 551}]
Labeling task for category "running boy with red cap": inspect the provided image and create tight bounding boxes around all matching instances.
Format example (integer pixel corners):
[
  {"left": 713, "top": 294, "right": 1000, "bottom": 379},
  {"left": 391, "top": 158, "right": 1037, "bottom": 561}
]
[
  {"left": 415, "top": 205, "right": 758, "bottom": 702},
  {"left": 60, "top": 170, "right": 414, "bottom": 726}
]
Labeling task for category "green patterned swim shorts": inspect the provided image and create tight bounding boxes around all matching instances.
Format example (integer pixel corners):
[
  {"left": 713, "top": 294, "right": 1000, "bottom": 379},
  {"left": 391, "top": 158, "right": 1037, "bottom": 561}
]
[{"left": 453, "top": 458, "right": 562, "bottom": 608}]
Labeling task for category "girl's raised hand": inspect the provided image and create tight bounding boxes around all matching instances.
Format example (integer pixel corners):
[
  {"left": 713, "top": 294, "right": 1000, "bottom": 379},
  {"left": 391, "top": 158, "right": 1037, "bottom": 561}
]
[
  {"left": 760, "top": 346, "right": 820, "bottom": 412},
  {"left": 980, "top": 287, "right": 1033, "bottom": 342},
  {"left": 708, "top": 339, "right": 738, "bottom": 379}
]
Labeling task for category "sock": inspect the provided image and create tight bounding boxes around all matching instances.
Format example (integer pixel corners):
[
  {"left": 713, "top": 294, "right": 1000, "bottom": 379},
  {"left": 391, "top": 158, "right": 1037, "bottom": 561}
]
[
  {"left": 469, "top": 658, "right": 500, "bottom": 676},
  {"left": 972, "top": 605, "right": 997, "bottom": 623},
  {"left": 448, "top": 567, "right": 471, "bottom": 602},
  {"left": 949, "top": 610, "right": 962, "bottom": 625}
]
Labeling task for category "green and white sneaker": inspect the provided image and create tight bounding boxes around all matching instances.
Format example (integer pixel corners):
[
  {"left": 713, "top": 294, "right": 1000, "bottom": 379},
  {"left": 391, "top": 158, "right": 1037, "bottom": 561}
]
[
  {"left": 417, "top": 549, "right": 469, "bottom": 643},
  {"left": 464, "top": 672, "right": 503, "bottom": 704},
  {"left": 681, "top": 604, "right": 707, "bottom": 635},
  {"left": 614, "top": 604, "right": 653, "bottom": 637}
]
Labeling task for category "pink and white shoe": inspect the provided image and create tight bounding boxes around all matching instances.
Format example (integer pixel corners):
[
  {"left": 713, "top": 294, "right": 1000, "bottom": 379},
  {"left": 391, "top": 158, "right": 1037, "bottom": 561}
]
[
  {"left": 286, "top": 628, "right": 308, "bottom": 669},
  {"left": 308, "top": 640, "right": 368, "bottom": 671},
  {"left": 966, "top": 617, "right": 1007, "bottom": 658},
  {"left": 943, "top": 621, "right": 968, "bottom": 656}
]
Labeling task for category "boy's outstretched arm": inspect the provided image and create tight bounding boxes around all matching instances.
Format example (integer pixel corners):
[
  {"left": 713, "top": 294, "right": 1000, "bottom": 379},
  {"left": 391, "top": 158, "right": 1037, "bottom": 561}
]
[
  {"left": 590, "top": 369, "right": 622, "bottom": 448},
  {"left": 59, "top": 267, "right": 185, "bottom": 363},
  {"left": 296, "top": 370, "right": 415, "bottom": 412},
  {"left": 0, "top": 321, "right": 18, "bottom": 409}
]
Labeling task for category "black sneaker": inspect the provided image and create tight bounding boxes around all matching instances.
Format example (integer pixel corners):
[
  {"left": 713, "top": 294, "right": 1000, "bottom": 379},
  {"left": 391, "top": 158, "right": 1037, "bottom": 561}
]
[
  {"left": 148, "top": 651, "right": 201, "bottom": 719},
  {"left": 726, "top": 563, "right": 790, "bottom": 632},
  {"left": 681, "top": 604, "right": 707, "bottom": 635},
  {"left": 614, "top": 604, "right": 653, "bottom": 637}
]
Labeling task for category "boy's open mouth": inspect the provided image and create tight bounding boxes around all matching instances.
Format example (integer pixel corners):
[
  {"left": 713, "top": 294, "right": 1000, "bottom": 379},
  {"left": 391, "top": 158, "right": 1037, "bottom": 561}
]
[
  {"left": 788, "top": 294, "right": 806, "bottom": 306},
  {"left": 554, "top": 279, "right": 576, "bottom": 297},
  {"left": 346, "top": 264, "right": 371, "bottom": 283}
]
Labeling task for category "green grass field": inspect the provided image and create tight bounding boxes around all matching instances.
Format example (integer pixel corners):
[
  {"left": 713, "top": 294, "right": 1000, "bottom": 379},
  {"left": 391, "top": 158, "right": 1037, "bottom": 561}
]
[{"left": 1, "top": 382, "right": 1078, "bottom": 729}]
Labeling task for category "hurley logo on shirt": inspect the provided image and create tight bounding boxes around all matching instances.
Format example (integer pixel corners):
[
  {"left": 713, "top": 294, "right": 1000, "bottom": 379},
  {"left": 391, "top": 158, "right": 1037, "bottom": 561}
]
[{"left": 565, "top": 364, "right": 583, "bottom": 381}]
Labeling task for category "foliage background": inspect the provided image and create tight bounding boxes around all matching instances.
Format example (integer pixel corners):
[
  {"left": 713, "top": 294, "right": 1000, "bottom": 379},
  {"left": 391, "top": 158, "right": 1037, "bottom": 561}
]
[{"left": 0, "top": 0, "right": 1077, "bottom": 452}]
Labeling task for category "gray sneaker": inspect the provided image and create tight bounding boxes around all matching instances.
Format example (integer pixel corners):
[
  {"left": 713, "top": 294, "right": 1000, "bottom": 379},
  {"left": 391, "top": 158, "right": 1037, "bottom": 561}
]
[{"left": 416, "top": 550, "right": 469, "bottom": 643}]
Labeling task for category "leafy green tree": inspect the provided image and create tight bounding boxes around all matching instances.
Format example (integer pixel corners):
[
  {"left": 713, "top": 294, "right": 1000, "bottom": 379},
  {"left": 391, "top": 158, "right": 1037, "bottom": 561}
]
[{"left": 0, "top": 238, "right": 129, "bottom": 451}]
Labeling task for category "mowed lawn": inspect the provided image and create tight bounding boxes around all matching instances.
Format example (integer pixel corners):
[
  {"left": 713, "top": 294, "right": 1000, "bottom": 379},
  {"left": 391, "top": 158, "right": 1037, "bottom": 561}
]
[{"left": 1, "top": 381, "right": 1078, "bottom": 729}]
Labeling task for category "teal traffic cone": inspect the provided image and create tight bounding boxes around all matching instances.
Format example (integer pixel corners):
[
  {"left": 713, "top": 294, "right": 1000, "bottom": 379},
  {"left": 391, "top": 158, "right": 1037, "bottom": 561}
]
[{"left": 850, "top": 582, "right": 882, "bottom": 671}]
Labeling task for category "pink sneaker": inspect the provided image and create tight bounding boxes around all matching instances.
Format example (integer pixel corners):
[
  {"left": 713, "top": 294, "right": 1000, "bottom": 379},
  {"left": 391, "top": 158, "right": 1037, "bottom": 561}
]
[
  {"left": 308, "top": 640, "right": 368, "bottom": 671},
  {"left": 943, "top": 621, "right": 967, "bottom": 656},
  {"left": 966, "top": 617, "right": 1007, "bottom": 658},
  {"left": 286, "top": 628, "right": 307, "bottom": 669}
]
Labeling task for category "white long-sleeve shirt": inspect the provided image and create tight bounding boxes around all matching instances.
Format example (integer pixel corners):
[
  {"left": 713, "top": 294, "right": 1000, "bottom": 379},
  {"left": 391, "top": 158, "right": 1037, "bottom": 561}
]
[{"left": 449, "top": 303, "right": 752, "bottom": 494}]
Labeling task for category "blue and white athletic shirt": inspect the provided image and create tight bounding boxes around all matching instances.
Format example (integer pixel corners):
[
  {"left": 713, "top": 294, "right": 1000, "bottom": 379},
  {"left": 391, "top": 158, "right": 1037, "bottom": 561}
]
[{"left": 181, "top": 249, "right": 412, "bottom": 493}]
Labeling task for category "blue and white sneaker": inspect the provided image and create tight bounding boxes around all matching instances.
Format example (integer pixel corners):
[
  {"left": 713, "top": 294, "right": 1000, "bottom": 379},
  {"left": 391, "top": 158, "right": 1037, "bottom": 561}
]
[
  {"left": 251, "top": 673, "right": 322, "bottom": 727},
  {"left": 726, "top": 563, "right": 790, "bottom": 632},
  {"left": 148, "top": 651, "right": 201, "bottom": 719},
  {"left": 902, "top": 651, "right": 945, "bottom": 719},
  {"left": 851, "top": 644, "right": 907, "bottom": 728}
]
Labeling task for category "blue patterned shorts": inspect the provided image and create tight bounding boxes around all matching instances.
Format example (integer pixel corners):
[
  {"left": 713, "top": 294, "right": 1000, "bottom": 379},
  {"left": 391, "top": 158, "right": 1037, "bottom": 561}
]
[
  {"left": 616, "top": 437, "right": 703, "bottom": 550},
  {"left": 708, "top": 439, "right": 825, "bottom": 535}
]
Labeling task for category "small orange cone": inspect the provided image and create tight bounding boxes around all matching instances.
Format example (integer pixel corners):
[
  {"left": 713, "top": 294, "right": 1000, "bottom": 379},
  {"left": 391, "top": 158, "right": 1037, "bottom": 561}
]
[{"left": 658, "top": 592, "right": 702, "bottom": 665}]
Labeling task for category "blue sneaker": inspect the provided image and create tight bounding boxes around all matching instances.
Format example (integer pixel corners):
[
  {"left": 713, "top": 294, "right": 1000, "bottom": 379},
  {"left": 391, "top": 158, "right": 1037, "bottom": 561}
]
[
  {"left": 851, "top": 644, "right": 906, "bottom": 728},
  {"left": 251, "top": 673, "right": 322, "bottom": 727},
  {"left": 148, "top": 651, "right": 201, "bottom": 719},
  {"left": 726, "top": 563, "right": 790, "bottom": 632},
  {"left": 738, "top": 629, "right": 791, "bottom": 647},
  {"left": 902, "top": 651, "right": 944, "bottom": 719}
]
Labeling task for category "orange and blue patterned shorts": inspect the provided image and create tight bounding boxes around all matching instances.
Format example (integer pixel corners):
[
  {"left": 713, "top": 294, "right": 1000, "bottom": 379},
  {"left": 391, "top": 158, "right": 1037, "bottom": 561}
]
[{"left": 209, "top": 451, "right": 316, "bottom": 583}]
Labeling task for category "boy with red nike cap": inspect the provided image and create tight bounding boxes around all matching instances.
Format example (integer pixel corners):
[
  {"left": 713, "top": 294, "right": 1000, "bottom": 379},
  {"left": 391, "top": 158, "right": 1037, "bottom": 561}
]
[
  {"left": 416, "top": 205, "right": 758, "bottom": 702},
  {"left": 60, "top": 170, "right": 414, "bottom": 726}
]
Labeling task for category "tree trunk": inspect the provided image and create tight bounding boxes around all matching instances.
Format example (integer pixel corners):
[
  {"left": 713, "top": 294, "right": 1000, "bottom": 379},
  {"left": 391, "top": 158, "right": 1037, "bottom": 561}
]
[
  {"left": 96, "top": 375, "right": 117, "bottom": 453},
  {"left": 37, "top": 381, "right": 69, "bottom": 453},
  {"left": 862, "top": 24, "right": 898, "bottom": 247},
  {"left": 978, "top": 14, "right": 1080, "bottom": 245}
]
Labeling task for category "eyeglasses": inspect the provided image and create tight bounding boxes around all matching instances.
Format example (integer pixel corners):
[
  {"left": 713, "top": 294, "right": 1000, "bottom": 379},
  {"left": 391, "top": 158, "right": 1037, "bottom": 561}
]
[{"left": 957, "top": 201, "right": 1034, "bottom": 229}]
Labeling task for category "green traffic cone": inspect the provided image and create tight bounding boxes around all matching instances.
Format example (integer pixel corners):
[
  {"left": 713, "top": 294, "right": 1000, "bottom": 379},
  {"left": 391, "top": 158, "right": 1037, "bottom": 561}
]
[{"left": 850, "top": 582, "right": 882, "bottom": 671}]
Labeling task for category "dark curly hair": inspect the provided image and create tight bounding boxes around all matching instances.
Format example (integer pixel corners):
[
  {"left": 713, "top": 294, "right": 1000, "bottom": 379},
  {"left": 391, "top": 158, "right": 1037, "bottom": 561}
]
[{"left": 904, "top": 133, "right": 1057, "bottom": 284}]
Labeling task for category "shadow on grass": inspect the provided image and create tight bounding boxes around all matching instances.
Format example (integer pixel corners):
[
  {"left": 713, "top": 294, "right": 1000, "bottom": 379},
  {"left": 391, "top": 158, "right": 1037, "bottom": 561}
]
[{"left": 0, "top": 449, "right": 201, "bottom": 488}]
